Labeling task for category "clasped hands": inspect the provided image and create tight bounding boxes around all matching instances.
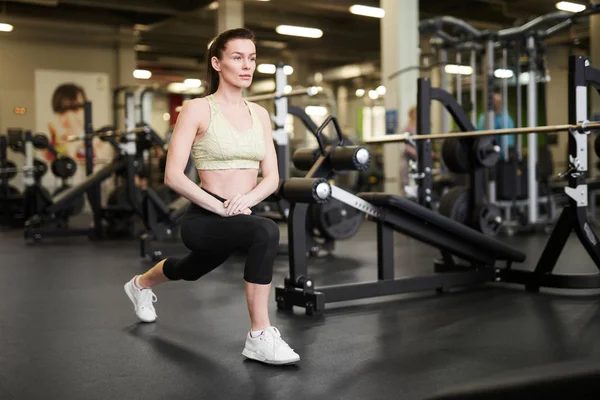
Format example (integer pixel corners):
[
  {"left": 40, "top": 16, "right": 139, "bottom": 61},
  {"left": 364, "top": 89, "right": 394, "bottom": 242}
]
[{"left": 221, "top": 193, "right": 253, "bottom": 217}]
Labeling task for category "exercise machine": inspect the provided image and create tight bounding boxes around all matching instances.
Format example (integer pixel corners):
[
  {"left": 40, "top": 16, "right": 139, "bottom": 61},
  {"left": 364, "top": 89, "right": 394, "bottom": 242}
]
[{"left": 276, "top": 116, "right": 525, "bottom": 316}]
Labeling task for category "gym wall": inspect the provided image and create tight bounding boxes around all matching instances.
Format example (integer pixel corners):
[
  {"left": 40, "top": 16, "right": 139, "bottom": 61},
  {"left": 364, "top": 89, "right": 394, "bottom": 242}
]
[{"left": 0, "top": 24, "right": 136, "bottom": 192}]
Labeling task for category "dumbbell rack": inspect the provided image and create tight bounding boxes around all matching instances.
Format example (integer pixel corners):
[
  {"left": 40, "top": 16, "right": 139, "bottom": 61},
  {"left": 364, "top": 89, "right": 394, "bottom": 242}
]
[{"left": 0, "top": 133, "right": 25, "bottom": 226}]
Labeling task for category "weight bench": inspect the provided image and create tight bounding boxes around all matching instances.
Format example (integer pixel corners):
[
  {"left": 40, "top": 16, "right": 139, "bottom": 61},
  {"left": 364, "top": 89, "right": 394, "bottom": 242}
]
[
  {"left": 139, "top": 188, "right": 190, "bottom": 260},
  {"left": 358, "top": 193, "right": 525, "bottom": 267},
  {"left": 276, "top": 179, "right": 526, "bottom": 315}
]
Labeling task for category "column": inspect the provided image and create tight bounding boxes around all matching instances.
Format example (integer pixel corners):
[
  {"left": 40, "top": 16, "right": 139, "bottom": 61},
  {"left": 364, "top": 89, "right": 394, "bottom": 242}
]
[
  {"left": 590, "top": 15, "right": 600, "bottom": 178},
  {"left": 544, "top": 45, "right": 569, "bottom": 176},
  {"left": 217, "top": 0, "right": 244, "bottom": 32},
  {"left": 381, "top": 0, "right": 419, "bottom": 195},
  {"left": 337, "top": 85, "right": 349, "bottom": 137},
  {"left": 116, "top": 27, "right": 139, "bottom": 129}
]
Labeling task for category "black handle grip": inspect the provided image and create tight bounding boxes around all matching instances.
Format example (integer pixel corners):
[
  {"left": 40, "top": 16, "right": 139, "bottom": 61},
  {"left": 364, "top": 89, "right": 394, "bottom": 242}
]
[{"left": 315, "top": 115, "right": 344, "bottom": 155}]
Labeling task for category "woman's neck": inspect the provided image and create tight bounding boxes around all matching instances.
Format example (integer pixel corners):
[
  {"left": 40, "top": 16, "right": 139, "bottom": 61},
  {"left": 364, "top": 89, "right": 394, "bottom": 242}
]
[{"left": 213, "top": 86, "right": 245, "bottom": 108}]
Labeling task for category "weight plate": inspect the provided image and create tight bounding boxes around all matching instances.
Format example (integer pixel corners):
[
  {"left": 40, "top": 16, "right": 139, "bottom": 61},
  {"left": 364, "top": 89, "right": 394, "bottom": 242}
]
[
  {"left": 474, "top": 136, "right": 500, "bottom": 168},
  {"left": 33, "top": 134, "right": 49, "bottom": 150},
  {"left": 53, "top": 185, "right": 85, "bottom": 217},
  {"left": 0, "top": 160, "right": 17, "bottom": 180},
  {"left": 438, "top": 186, "right": 470, "bottom": 225},
  {"left": 311, "top": 199, "right": 362, "bottom": 240},
  {"left": 52, "top": 157, "right": 77, "bottom": 179},
  {"left": 471, "top": 203, "right": 502, "bottom": 236},
  {"left": 33, "top": 158, "right": 48, "bottom": 180},
  {"left": 442, "top": 138, "right": 471, "bottom": 173}
]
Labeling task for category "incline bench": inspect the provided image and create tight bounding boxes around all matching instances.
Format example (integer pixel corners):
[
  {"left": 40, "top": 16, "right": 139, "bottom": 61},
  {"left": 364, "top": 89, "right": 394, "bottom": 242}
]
[{"left": 276, "top": 178, "right": 526, "bottom": 316}]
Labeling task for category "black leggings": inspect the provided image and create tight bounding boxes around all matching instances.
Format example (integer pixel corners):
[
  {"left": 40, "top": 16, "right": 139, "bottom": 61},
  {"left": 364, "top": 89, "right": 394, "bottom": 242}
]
[{"left": 162, "top": 189, "right": 280, "bottom": 285}]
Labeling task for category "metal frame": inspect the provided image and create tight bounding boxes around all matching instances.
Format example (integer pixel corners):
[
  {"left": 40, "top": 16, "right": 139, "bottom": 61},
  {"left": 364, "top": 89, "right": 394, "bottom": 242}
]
[
  {"left": 24, "top": 102, "right": 142, "bottom": 242},
  {"left": 499, "top": 56, "right": 600, "bottom": 290},
  {"left": 275, "top": 184, "right": 503, "bottom": 315},
  {"left": 415, "top": 78, "right": 487, "bottom": 210},
  {"left": 275, "top": 134, "right": 525, "bottom": 315}
]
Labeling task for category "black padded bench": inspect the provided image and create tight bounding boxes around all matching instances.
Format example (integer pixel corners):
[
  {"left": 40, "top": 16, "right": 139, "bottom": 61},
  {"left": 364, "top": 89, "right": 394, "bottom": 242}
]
[
  {"left": 276, "top": 188, "right": 527, "bottom": 316},
  {"left": 358, "top": 193, "right": 526, "bottom": 266}
]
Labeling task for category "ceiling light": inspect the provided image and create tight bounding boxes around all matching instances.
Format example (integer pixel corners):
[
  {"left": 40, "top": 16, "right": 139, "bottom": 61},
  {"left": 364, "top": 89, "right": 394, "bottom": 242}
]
[
  {"left": 494, "top": 69, "right": 514, "bottom": 79},
  {"left": 276, "top": 25, "right": 323, "bottom": 38},
  {"left": 555, "top": 1, "right": 586, "bottom": 12},
  {"left": 133, "top": 69, "right": 152, "bottom": 79},
  {"left": 305, "top": 106, "right": 328, "bottom": 117},
  {"left": 257, "top": 64, "right": 276, "bottom": 74},
  {"left": 184, "top": 78, "right": 202, "bottom": 88},
  {"left": 168, "top": 83, "right": 188, "bottom": 93},
  {"left": 444, "top": 64, "right": 473, "bottom": 75},
  {"left": 355, "top": 89, "right": 365, "bottom": 97},
  {"left": 349, "top": 5, "right": 385, "bottom": 18},
  {"left": 284, "top": 85, "right": 292, "bottom": 94},
  {"left": 257, "top": 64, "right": 294, "bottom": 75},
  {"left": 208, "top": 1, "right": 218, "bottom": 10},
  {"left": 376, "top": 85, "right": 386, "bottom": 96},
  {"left": 162, "top": 113, "right": 170, "bottom": 121},
  {"left": 0, "top": 23, "right": 14, "bottom": 32},
  {"left": 368, "top": 90, "right": 378, "bottom": 100}
]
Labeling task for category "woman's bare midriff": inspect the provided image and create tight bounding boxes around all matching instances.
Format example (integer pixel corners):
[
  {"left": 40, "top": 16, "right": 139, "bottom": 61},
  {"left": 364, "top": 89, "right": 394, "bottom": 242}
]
[{"left": 199, "top": 168, "right": 259, "bottom": 200}]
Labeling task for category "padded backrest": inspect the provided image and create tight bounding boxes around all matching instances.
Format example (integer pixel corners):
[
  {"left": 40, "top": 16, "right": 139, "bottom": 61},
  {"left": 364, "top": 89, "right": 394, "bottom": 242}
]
[{"left": 358, "top": 192, "right": 526, "bottom": 263}]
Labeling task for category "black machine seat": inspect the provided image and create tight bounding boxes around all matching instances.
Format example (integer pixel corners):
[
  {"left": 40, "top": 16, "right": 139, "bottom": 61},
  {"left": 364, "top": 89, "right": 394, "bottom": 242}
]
[{"left": 358, "top": 193, "right": 526, "bottom": 264}]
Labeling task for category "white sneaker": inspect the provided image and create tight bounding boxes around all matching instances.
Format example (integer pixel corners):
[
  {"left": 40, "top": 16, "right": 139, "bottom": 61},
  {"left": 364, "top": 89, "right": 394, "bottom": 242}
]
[
  {"left": 242, "top": 326, "right": 300, "bottom": 365},
  {"left": 124, "top": 276, "right": 158, "bottom": 323}
]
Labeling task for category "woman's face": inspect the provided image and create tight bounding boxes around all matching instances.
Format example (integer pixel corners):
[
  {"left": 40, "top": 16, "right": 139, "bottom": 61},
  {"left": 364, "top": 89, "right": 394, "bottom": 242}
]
[
  {"left": 57, "top": 93, "right": 85, "bottom": 135},
  {"left": 212, "top": 39, "right": 256, "bottom": 89}
]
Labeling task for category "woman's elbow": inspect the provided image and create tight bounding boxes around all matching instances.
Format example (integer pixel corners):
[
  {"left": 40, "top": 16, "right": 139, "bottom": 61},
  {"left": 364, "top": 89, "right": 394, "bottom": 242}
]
[{"left": 164, "top": 171, "right": 180, "bottom": 188}]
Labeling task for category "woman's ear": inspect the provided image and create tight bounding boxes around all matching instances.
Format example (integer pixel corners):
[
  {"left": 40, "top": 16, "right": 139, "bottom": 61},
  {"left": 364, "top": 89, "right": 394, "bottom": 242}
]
[{"left": 211, "top": 56, "right": 221, "bottom": 72}]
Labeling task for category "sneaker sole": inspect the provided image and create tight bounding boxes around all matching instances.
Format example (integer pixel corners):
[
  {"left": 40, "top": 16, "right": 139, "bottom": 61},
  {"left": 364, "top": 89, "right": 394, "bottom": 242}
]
[
  {"left": 242, "top": 348, "right": 300, "bottom": 365},
  {"left": 124, "top": 282, "right": 157, "bottom": 323}
]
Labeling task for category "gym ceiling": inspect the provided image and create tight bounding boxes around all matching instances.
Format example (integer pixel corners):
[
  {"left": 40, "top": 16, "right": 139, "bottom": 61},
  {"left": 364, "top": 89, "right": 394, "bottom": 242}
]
[{"left": 2, "top": 0, "right": 590, "bottom": 85}]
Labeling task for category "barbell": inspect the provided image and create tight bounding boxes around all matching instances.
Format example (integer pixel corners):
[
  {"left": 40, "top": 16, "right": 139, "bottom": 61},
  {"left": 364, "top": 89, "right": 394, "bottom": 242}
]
[
  {"left": 0, "top": 159, "right": 49, "bottom": 180},
  {"left": 365, "top": 120, "right": 600, "bottom": 144},
  {"left": 65, "top": 125, "right": 149, "bottom": 142}
]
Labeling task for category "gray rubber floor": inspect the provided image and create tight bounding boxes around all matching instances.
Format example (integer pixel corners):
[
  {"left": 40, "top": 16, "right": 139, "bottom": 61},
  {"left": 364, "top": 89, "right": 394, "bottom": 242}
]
[{"left": 1, "top": 216, "right": 600, "bottom": 400}]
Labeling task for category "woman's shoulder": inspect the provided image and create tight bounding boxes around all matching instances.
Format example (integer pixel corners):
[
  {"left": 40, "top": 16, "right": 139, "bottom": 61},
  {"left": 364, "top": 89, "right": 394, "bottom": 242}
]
[{"left": 246, "top": 101, "right": 269, "bottom": 119}]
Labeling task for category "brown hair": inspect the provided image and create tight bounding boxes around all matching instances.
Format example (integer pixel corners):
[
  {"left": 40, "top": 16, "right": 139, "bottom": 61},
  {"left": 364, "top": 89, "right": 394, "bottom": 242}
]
[
  {"left": 205, "top": 28, "right": 256, "bottom": 95},
  {"left": 51, "top": 83, "right": 87, "bottom": 113}
]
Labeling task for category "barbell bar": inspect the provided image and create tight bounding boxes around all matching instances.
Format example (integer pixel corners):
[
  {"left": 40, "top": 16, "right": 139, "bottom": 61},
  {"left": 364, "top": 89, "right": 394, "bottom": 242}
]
[
  {"left": 245, "top": 86, "right": 322, "bottom": 102},
  {"left": 365, "top": 120, "right": 600, "bottom": 144},
  {"left": 65, "top": 125, "right": 149, "bottom": 142}
]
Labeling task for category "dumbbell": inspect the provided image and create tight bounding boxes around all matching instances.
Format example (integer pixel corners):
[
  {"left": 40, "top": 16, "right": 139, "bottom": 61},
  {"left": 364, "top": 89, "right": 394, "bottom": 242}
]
[
  {"left": 0, "top": 159, "right": 48, "bottom": 181},
  {"left": 30, "top": 134, "right": 78, "bottom": 180}
]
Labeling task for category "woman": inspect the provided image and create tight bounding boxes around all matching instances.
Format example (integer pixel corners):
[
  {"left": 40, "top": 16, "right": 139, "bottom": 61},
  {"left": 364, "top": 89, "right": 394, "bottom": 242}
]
[{"left": 124, "top": 28, "right": 300, "bottom": 366}]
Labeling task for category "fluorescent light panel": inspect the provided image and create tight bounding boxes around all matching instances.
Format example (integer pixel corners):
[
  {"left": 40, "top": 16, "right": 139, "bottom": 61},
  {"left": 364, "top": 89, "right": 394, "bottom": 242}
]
[
  {"left": 0, "top": 23, "right": 14, "bottom": 32},
  {"left": 494, "top": 69, "right": 514, "bottom": 79},
  {"left": 349, "top": 5, "right": 385, "bottom": 18},
  {"left": 133, "top": 69, "right": 152, "bottom": 79},
  {"left": 444, "top": 64, "right": 473, "bottom": 75},
  {"left": 305, "top": 106, "right": 328, "bottom": 116},
  {"left": 276, "top": 25, "right": 323, "bottom": 38},
  {"left": 257, "top": 64, "right": 294, "bottom": 75},
  {"left": 184, "top": 78, "right": 202, "bottom": 88},
  {"left": 555, "top": 1, "right": 586, "bottom": 12}
]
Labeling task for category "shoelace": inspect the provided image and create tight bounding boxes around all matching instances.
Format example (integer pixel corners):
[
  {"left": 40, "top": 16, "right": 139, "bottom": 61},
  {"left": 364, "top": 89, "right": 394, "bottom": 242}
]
[
  {"left": 265, "top": 327, "right": 293, "bottom": 351},
  {"left": 139, "top": 289, "right": 157, "bottom": 309}
]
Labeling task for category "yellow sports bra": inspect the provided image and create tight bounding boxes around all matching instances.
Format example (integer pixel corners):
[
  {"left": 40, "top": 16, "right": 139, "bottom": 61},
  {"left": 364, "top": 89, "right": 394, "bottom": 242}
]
[{"left": 191, "top": 94, "right": 266, "bottom": 170}]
